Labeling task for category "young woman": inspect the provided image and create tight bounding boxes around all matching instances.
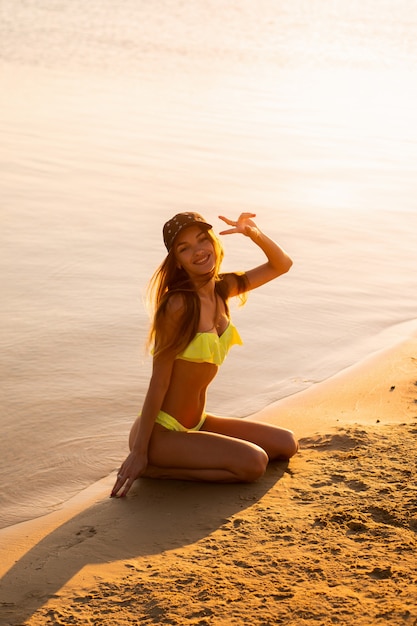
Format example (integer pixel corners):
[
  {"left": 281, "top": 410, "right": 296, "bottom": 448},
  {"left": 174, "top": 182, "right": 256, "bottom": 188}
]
[{"left": 111, "top": 212, "right": 297, "bottom": 498}]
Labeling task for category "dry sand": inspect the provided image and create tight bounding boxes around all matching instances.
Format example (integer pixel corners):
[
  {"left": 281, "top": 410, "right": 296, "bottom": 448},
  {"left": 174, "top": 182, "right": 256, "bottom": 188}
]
[{"left": 1, "top": 333, "right": 416, "bottom": 626}]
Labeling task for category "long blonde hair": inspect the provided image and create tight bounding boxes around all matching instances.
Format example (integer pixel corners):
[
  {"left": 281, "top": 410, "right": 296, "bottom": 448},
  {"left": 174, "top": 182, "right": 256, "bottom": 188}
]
[{"left": 146, "top": 228, "right": 247, "bottom": 358}]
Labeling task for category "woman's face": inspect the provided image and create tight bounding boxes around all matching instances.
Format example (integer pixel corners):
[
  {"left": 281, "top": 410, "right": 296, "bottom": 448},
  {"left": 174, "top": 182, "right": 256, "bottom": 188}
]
[{"left": 174, "top": 225, "right": 215, "bottom": 278}]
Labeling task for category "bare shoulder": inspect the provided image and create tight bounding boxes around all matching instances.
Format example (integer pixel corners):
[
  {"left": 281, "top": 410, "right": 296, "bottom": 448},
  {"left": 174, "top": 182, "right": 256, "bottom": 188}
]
[
  {"left": 164, "top": 292, "right": 185, "bottom": 316},
  {"left": 154, "top": 292, "right": 186, "bottom": 355},
  {"left": 219, "top": 272, "right": 249, "bottom": 298},
  {"left": 158, "top": 292, "right": 187, "bottom": 336}
]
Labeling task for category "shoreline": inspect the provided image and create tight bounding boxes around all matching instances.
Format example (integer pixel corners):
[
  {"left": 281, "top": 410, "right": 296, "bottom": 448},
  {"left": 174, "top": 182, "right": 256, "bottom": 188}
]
[
  {"left": 252, "top": 319, "right": 417, "bottom": 434},
  {"left": 1, "top": 326, "right": 416, "bottom": 624},
  {"left": 2, "top": 319, "right": 416, "bottom": 537}
]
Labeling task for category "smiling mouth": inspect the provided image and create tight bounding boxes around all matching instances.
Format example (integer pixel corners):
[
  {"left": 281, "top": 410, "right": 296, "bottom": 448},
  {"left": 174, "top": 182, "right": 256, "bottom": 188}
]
[{"left": 194, "top": 254, "right": 211, "bottom": 265}]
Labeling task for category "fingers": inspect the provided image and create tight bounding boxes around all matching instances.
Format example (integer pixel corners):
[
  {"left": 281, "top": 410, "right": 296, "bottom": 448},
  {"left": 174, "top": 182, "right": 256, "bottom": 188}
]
[
  {"left": 218, "top": 213, "right": 257, "bottom": 230},
  {"left": 110, "top": 451, "right": 146, "bottom": 498},
  {"left": 120, "top": 478, "right": 134, "bottom": 498},
  {"left": 218, "top": 213, "right": 258, "bottom": 237},
  {"left": 219, "top": 228, "right": 238, "bottom": 236},
  {"left": 218, "top": 215, "right": 234, "bottom": 226},
  {"left": 110, "top": 472, "right": 131, "bottom": 498},
  {"left": 218, "top": 215, "right": 238, "bottom": 235}
]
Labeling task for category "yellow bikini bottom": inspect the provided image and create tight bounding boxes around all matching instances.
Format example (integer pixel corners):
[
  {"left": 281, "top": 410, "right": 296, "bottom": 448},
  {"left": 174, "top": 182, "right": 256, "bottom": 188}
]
[{"left": 155, "top": 409, "right": 206, "bottom": 432}]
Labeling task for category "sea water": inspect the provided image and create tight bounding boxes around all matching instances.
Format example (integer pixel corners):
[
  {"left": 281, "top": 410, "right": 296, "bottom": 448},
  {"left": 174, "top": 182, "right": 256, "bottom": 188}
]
[{"left": 1, "top": 0, "right": 417, "bottom": 528}]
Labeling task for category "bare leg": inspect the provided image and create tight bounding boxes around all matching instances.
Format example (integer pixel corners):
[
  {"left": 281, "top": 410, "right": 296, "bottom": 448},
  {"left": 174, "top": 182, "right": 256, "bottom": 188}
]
[
  {"left": 143, "top": 427, "right": 269, "bottom": 483},
  {"left": 202, "top": 414, "right": 298, "bottom": 460}
]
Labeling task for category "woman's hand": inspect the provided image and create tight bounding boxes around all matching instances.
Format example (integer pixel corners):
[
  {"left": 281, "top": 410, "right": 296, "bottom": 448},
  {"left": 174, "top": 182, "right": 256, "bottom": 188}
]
[
  {"left": 110, "top": 450, "right": 148, "bottom": 498},
  {"left": 218, "top": 213, "right": 259, "bottom": 239},
  {"left": 219, "top": 212, "right": 293, "bottom": 291}
]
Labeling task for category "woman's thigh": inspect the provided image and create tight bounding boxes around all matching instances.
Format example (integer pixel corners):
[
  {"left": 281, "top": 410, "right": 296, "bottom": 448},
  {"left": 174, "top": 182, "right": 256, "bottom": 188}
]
[
  {"left": 202, "top": 414, "right": 298, "bottom": 460},
  {"left": 147, "top": 427, "right": 268, "bottom": 482}
]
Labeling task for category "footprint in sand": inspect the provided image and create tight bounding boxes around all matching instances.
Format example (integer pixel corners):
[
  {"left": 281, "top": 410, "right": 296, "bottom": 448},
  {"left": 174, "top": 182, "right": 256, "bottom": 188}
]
[{"left": 65, "top": 526, "right": 97, "bottom": 550}]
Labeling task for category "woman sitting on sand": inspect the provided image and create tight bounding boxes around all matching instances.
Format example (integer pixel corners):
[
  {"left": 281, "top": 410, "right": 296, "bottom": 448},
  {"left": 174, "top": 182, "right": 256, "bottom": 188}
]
[{"left": 111, "top": 212, "right": 298, "bottom": 498}]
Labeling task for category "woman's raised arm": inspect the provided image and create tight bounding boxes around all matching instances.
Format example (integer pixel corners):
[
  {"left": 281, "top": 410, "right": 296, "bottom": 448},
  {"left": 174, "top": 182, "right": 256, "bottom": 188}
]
[{"left": 219, "top": 213, "right": 293, "bottom": 294}]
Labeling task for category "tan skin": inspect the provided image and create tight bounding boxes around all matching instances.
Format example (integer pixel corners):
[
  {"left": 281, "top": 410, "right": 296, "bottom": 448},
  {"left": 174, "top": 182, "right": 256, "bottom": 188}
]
[{"left": 111, "top": 213, "right": 297, "bottom": 498}]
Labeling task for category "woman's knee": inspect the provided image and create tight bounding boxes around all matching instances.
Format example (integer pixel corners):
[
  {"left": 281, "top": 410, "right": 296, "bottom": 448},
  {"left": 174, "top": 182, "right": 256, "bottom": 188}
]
[
  {"left": 236, "top": 445, "right": 269, "bottom": 482},
  {"left": 287, "top": 431, "right": 299, "bottom": 458},
  {"left": 275, "top": 429, "right": 298, "bottom": 460}
]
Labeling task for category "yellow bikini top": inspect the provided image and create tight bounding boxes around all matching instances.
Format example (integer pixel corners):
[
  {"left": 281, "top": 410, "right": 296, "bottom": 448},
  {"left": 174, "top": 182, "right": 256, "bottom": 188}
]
[{"left": 176, "top": 322, "right": 242, "bottom": 366}]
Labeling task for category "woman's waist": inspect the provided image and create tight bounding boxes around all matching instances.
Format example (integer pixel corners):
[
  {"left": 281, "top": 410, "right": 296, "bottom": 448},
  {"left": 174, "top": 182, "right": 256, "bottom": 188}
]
[
  {"left": 160, "top": 398, "right": 206, "bottom": 430},
  {"left": 162, "top": 365, "right": 211, "bottom": 427},
  {"left": 172, "top": 358, "right": 218, "bottom": 384}
]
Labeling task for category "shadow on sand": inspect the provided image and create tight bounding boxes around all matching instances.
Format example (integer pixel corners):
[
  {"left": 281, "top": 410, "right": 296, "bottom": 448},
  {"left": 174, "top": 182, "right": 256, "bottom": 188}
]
[{"left": 0, "top": 462, "right": 288, "bottom": 625}]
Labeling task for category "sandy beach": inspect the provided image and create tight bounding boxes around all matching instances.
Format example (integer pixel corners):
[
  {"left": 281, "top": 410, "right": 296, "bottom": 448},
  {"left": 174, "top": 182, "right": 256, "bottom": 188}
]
[{"left": 1, "top": 331, "right": 416, "bottom": 626}]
